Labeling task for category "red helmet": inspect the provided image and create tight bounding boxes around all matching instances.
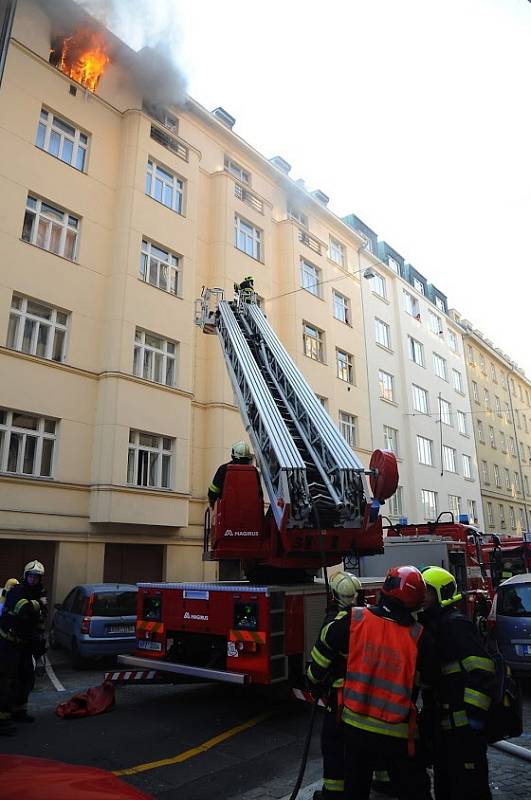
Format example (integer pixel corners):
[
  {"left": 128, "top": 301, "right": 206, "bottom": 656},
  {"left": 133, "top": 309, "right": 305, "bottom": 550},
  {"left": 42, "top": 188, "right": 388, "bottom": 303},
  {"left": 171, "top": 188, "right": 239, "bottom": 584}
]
[{"left": 381, "top": 565, "right": 426, "bottom": 610}]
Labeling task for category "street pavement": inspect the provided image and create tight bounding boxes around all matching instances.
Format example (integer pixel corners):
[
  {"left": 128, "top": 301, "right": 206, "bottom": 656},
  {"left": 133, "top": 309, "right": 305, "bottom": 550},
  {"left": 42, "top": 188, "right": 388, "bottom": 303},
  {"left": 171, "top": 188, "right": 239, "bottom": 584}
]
[{"left": 2, "top": 649, "right": 530, "bottom": 799}]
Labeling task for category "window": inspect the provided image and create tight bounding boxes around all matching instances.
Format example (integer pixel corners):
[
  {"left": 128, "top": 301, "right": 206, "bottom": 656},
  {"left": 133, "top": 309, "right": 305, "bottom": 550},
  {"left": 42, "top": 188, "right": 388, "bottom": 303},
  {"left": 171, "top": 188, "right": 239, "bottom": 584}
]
[
  {"left": 140, "top": 239, "right": 180, "bottom": 295},
  {"left": 333, "top": 291, "right": 351, "bottom": 324},
  {"left": 427, "top": 310, "right": 443, "bottom": 335},
  {"left": 462, "top": 454, "right": 473, "bottom": 479},
  {"left": 505, "top": 468, "right": 511, "bottom": 490},
  {"left": 336, "top": 349, "right": 354, "bottom": 383},
  {"left": 22, "top": 195, "right": 79, "bottom": 260},
  {"left": 422, "top": 489, "right": 438, "bottom": 520},
  {"left": 383, "top": 425, "right": 399, "bottom": 455},
  {"left": 413, "top": 277, "right": 425, "bottom": 295},
  {"left": 479, "top": 354, "right": 486, "bottom": 374},
  {"left": 515, "top": 409, "right": 521, "bottom": 429},
  {"left": 133, "top": 329, "right": 177, "bottom": 386},
  {"left": 0, "top": 409, "right": 56, "bottom": 477},
  {"left": 388, "top": 257, "right": 400, "bottom": 274},
  {"left": 489, "top": 426, "right": 496, "bottom": 448},
  {"left": 477, "top": 420, "right": 484, "bottom": 442},
  {"left": 524, "top": 414, "right": 528, "bottom": 433},
  {"left": 509, "top": 506, "right": 516, "bottom": 529},
  {"left": 316, "top": 395, "right": 327, "bottom": 408},
  {"left": 329, "top": 237, "right": 345, "bottom": 267},
  {"left": 375, "top": 318, "right": 391, "bottom": 348},
  {"left": 447, "top": 329, "right": 459, "bottom": 352},
  {"left": 509, "top": 437, "right": 516, "bottom": 457},
  {"left": 528, "top": 445, "right": 531, "bottom": 461},
  {"left": 467, "top": 345, "right": 475, "bottom": 365},
  {"left": 439, "top": 398, "right": 452, "bottom": 426},
  {"left": 234, "top": 214, "right": 262, "bottom": 260},
  {"left": 500, "top": 432, "right": 507, "bottom": 452},
  {"left": 472, "top": 381, "right": 479, "bottom": 403},
  {"left": 452, "top": 369, "right": 464, "bottom": 393},
  {"left": 288, "top": 205, "right": 308, "bottom": 228},
  {"left": 481, "top": 460, "right": 489, "bottom": 484},
  {"left": 224, "top": 156, "right": 250, "bottom": 184},
  {"left": 487, "top": 503, "right": 494, "bottom": 526},
  {"left": 403, "top": 290, "right": 420, "bottom": 317},
  {"left": 145, "top": 159, "right": 184, "bottom": 213},
  {"left": 408, "top": 336, "right": 425, "bottom": 366},
  {"left": 457, "top": 410, "right": 467, "bottom": 435},
  {"left": 371, "top": 272, "right": 387, "bottom": 299},
  {"left": 379, "top": 370, "right": 395, "bottom": 402},
  {"left": 526, "top": 475, "right": 530, "bottom": 496},
  {"left": 443, "top": 446, "right": 457, "bottom": 473},
  {"left": 36, "top": 108, "right": 88, "bottom": 171},
  {"left": 300, "top": 258, "right": 321, "bottom": 296},
  {"left": 388, "top": 486, "right": 404, "bottom": 518},
  {"left": 518, "top": 508, "right": 526, "bottom": 530},
  {"left": 412, "top": 384, "right": 429, "bottom": 414},
  {"left": 494, "top": 464, "right": 501, "bottom": 488},
  {"left": 448, "top": 494, "right": 461, "bottom": 518},
  {"left": 468, "top": 499, "right": 478, "bottom": 525},
  {"left": 339, "top": 411, "right": 357, "bottom": 448},
  {"left": 500, "top": 373, "right": 507, "bottom": 390},
  {"left": 515, "top": 472, "right": 521, "bottom": 493},
  {"left": 417, "top": 435, "right": 433, "bottom": 466},
  {"left": 127, "top": 430, "right": 173, "bottom": 489},
  {"left": 505, "top": 402, "right": 511, "bottom": 422},
  {"left": 433, "top": 353, "right": 447, "bottom": 380},
  {"left": 495, "top": 396, "right": 502, "bottom": 416},
  {"left": 7, "top": 295, "right": 68, "bottom": 362},
  {"left": 499, "top": 505, "right": 506, "bottom": 528},
  {"left": 483, "top": 388, "right": 491, "bottom": 410},
  {"left": 303, "top": 323, "right": 324, "bottom": 362},
  {"left": 490, "top": 363, "right": 497, "bottom": 383}
]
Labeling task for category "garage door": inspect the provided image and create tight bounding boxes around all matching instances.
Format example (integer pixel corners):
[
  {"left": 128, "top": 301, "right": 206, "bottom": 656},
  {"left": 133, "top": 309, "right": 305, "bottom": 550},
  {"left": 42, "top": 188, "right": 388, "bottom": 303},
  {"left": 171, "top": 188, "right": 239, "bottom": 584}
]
[
  {"left": 0, "top": 539, "right": 56, "bottom": 595},
  {"left": 103, "top": 544, "right": 163, "bottom": 584}
]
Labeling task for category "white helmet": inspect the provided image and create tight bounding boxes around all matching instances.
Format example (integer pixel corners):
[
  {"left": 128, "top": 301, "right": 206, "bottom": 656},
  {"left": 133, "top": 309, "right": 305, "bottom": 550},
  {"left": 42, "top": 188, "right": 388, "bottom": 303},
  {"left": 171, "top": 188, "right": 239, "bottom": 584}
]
[
  {"left": 329, "top": 572, "right": 361, "bottom": 608},
  {"left": 231, "top": 441, "right": 252, "bottom": 460},
  {"left": 24, "top": 560, "right": 45, "bottom": 579}
]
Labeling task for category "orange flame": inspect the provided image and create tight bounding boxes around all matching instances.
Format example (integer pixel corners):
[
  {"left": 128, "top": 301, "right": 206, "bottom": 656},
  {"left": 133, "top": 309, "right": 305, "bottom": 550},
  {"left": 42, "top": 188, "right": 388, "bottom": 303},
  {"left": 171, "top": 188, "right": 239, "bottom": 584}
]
[{"left": 57, "top": 30, "right": 110, "bottom": 92}]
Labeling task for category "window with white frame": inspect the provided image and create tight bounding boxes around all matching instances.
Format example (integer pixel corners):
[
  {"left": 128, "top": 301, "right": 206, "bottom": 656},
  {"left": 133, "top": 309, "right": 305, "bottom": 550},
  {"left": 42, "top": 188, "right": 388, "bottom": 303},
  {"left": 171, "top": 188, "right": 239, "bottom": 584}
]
[
  {"left": 303, "top": 323, "right": 324, "bottom": 362},
  {"left": 528, "top": 445, "right": 531, "bottom": 461},
  {"left": 526, "top": 475, "right": 530, "bottom": 496},
  {"left": 339, "top": 411, "right": 357, "bottom": 448},
  {"left": 487, "top": 503, "right": 494, "bottom": 526},
  {"left": 479, "top": 354, "right": 486, "bottom": 374},
  {"left": 224, "top": 156, "right": 250, "bottom": 184},
  {"left": 477, "top": 420, "right": 484, "bottom": 442},
  {"left": 509, "top": 437, "right": 516, "bottom": 456},
  {"left": 484, "top": 388, "right": 491, "bottom": 410},
  {"left": 500, "top": 432, "right": 507, "bottom": 452},
  {"left": 388, "top": 486, "right": 404, "bottom": 517},
  {"left": 439, "top": 398, "right": 452, "bottom": 426},
  {"left": 505, "top": 468, "right": 511, "bottom": 490},
  {"left": 408, "top": 336, "right": 425, "bottom": 366},
  {"left": 412, "top": 384, "right": 429, "bottom": 414},
  {"left": 22, "top": 195, "right": 79, "bottom": 260},
  {"left": 329, "top": 237, "right": 345, "bottom": 267},
  {"left": 448, "top": 494, "right": 461, "bottom": 518},
  {"left": 519, "top": 508, "right": 526, "bottom": 530},
  {"left": 333, "top": 291, "right": 351, "bottom": 324},
  {"left": 433, "top": 352, "right": 447, "bottom": 380},
  {"left": 443, "top": 445, "right": 457, "bottom": 473},
  {"left": 515, "top": 409, "right": 521, "bottom": 428},
  {"left": 505, "top": 402, "right": 511, "bottom": 422},
  {"left": 403, "top": 290, "right": 420, "bottom": 317},
  {"left": 36, "top": 108, "right": 88, "bottom": 171},
  {"left": 509, "top": 506, "right": 516, "bottom": 529},
  {"left": 468, "top": 499, "right": 478, "bottom": 524},
  {"left": 524, "top": 414, "right": 528, "bottom": 433},
  {"left": 457, "top": 410, "right": 467, "bottom": 435},
  {"left": 500, "top": 505, "right": 506, "bottom": 527},
  {"left": 427, "top": 310, "right": 443, "bottom": 335},
  {"left": 447, "top": 329, "right": 459, "bottom": 353},
  {"left": 388, "top": 257, "right": 400, "bottom": 274},
  {"left": 234, "top": 214, "right": 262, "bottom": 260},
  {"left": 490, "top": 363, "right": 497, "bottom": 383},
  {"left": 514, "top": 471, "right": 521, "bottom": 493},
  {"left": 422, "top": 489, "right": 438, "bottom": 520},
  {"left": 467, "top": 345, "right": 475, "bottom": 365},
  {"left": 452, "top": 369, "right": 464, "bottom": 393},
  {"left": 133, "top": 329, "right": 177, "bottom": 386},
  {"left": 336, "top": 349, "right": 354, "bottom": 383},
  {"left": 300, "top": 258, "right": 321, "bottom": 296},
  {"left": 7, "top": 295, "right": 68, "bottom": 362},
  {"left": 413, "top": 277, "right": 425, "bottom": 295},
  {"left": 481, "top": 460, "right": 489, "bottom": 484},
  {"left": 494, "top": 464, "right": 501, "bottom": 487},
  {"left": 127, "top": 430, "right": 173, "bottom": 489},
  {"left": 375, "top": 318, "right": 390, "bottom": 349},
  {"left": 379, "top": 370, "right": 395, "bottom": 402},
  {"left": 462, "top": 453, "right": 473, "bottom": 479},
  {"left": 287, "top": 205, "right": 308, "bottom": 228},
  {"left": 495, "top": 396, "right": 502, "bottom": 416},
  {"left": 472, "top": 381, "right": 479, "bottom": 403},
  {"left": 500, "top": 373, "right": 507, "bottom": 390},
  {"left": 140, "top": 239, "right": 180, "bottom": 296},
  {"left": 371, "top": 272, "right": 387, "bottom": 299},
  {"left": 0, "top": 408, "right": 56, "bottom": 477},
  {"left": 417, "top": 435, "right": 433, "bottom": 466},
  {"left": 145, "top": 159, "right": 184, "bottom": 213},
  {"left": 383, "top": 425, "right": 399, "bottom": 455},
  {"left": 489, "top": 426, "right": 496, "bottom": 448}
]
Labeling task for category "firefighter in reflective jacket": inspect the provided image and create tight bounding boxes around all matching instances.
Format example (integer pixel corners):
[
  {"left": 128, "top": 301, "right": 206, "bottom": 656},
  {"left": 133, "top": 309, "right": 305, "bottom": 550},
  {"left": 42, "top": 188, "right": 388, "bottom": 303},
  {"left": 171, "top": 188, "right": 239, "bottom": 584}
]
[
  {"left": 208, "top": 442, "right": 262, "bottom": 507},
  {"left": 420, "top": 567, "right": 496, "bottom": 800},
  {"left": 307, "top": 565, "right": 436, "bottom": 800},
  {"left": 234, "top": 276, "right": 255, "bottom": 300},
  {"left": 307, "top": 572, "right": 361, "bottom": 800}
]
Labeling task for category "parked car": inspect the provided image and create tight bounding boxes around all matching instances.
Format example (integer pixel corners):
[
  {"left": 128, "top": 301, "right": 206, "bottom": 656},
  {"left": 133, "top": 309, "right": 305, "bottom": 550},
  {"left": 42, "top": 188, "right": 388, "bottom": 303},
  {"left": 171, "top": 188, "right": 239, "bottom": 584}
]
[
  {"left": 488, "top": 573, "right": 531, "bottom": 674},
  {"left": 49, "top": 583, "right": 138, "bottom": 668}
]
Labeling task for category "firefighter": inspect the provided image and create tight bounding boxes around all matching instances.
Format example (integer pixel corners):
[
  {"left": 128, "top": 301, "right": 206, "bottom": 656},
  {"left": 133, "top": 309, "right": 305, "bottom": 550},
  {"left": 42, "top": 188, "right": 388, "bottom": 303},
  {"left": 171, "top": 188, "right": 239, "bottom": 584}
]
[
  {"left": 0, "top": 579, "right": 19, "bottom": 616},
  {"left": 307, "top": 571, "right": 361, "bottom": 800},
  {"left": 420, "top": 566, "right": 496, "bottom": 800},
  {"left": 501, "top": 561, "right": 513, "bottom": 581},
  {"left": 208, "top": 441, "right": 258, "bottom": 507},
  {"left": 307, "top": 565, "right": 436, "bottom": 800},
  {"left": 234, "top": 275, "right": 254, "bottom": 299}
]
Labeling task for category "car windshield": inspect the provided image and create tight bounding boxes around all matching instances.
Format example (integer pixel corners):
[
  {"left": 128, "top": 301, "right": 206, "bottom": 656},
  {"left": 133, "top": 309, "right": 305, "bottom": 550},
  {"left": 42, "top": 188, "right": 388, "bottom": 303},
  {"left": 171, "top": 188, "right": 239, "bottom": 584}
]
[
  {"left": 498, "top": 584, "right": 531, "bottom": 617},
  {"left": 92, "top": 591, "right": 137, "bottom": 617}
]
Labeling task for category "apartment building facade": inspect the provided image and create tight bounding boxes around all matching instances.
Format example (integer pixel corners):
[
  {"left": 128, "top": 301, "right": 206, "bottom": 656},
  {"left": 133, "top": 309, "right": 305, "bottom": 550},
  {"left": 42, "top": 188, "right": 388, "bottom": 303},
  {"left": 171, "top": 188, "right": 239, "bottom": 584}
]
[
  {"left": 344, "top": 216, "right": 484, "bottom": 529},
  {"left": 0, "top": 0, "right": 375, "bottom": 601},
  {"left": 451, "top": 315, "right": 531, "bottom": 536}
]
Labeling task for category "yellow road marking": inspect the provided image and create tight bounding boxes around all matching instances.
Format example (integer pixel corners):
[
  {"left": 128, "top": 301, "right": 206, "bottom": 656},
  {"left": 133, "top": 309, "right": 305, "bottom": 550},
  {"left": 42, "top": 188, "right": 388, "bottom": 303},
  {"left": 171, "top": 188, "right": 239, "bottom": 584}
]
[{"left": 113, "top": 709, "right": 275, "bottom": 776}]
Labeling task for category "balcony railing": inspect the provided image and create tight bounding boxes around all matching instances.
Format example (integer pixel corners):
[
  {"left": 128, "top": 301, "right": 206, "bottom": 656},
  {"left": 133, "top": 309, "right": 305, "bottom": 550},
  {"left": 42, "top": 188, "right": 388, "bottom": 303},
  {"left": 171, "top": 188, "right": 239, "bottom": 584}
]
[
  {"left": 298, "top": 228, "right": 322, "bottom": 256},
  {"left": 150, "top": 125, "right": 189, "bottom": 162},
  {"left": 234, "top": 183, "right": 264, "bottom": 214}
]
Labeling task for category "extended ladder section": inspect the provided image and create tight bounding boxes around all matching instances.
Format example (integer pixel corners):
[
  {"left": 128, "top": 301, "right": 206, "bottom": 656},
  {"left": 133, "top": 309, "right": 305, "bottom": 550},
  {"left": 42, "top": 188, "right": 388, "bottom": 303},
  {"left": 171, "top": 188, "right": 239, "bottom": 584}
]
[{"left": 212, "top": 296, "right": 368, "bottom": 530}]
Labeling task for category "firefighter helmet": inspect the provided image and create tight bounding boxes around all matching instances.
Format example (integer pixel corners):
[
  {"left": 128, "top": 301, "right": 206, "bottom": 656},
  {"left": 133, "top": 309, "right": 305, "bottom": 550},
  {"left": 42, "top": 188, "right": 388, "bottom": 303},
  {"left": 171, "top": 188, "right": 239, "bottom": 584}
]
[
  {"left": 3, "top": 578, "right": 19, "bottom": 592},
  {"left": 381, "top": 565, "right": 426, "bottom": 610},
  {"left": 244, "top": 276, "right": 254, "bottom": 283},
  {"left": 421, "top": 566, "right": 462, "bottom": 607},
  {"left": 329, "top": 572, "right": 361, "bottom": 608},
  {"left": 24, "top": 560, "right": 45, "bottom": 579},
  {"left": 231, "top": 441, "right": 252, "bottom": 461}
]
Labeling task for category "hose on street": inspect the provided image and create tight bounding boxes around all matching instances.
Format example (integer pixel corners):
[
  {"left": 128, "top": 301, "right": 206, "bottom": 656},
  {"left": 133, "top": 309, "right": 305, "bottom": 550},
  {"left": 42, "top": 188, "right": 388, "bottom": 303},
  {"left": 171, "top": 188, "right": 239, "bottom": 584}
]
[{"left": 287, "top": 697, "right": 320, "bottom": 800}]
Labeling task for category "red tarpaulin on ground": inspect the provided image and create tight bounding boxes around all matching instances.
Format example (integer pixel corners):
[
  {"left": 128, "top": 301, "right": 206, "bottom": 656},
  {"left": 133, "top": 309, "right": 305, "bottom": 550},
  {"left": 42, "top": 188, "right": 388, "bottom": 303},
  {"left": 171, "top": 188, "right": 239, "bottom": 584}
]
[{"left": 56, "top": 679, "right": 115, "bottom": 718}]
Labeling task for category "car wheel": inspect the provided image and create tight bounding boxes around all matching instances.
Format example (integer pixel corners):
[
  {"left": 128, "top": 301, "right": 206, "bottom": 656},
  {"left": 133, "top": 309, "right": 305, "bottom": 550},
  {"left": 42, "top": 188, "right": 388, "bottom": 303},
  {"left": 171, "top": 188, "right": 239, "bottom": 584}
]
[
  {"left": 48, "top": 625, "right": 60, "bottom": 650},
  {"left": 71, "top": 638, "right": 85, "bottom": 670}
]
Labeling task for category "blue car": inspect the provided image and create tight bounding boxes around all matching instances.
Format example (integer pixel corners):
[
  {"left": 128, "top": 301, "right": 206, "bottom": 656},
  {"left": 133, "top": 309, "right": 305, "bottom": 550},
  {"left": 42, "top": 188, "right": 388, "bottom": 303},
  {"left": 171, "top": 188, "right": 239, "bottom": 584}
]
[
  {"left": 488, "top": 573, "right": 531, "bottom": 675},
  {"left": 49, "top": 583, "right": 138, "bottom": 668}
]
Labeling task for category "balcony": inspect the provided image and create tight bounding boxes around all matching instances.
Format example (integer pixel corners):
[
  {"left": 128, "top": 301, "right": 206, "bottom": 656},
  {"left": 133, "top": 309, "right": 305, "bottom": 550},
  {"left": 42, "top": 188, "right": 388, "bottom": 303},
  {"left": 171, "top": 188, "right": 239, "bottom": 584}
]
[
  {"left": 298, "top": 228, "right": 322, "bottom": 256},
  {"left": 150, "top": 125, "right": 189, "bottom": 162},
  {"left": 234, "top": 183, "right": 264, "bottom": 214}
]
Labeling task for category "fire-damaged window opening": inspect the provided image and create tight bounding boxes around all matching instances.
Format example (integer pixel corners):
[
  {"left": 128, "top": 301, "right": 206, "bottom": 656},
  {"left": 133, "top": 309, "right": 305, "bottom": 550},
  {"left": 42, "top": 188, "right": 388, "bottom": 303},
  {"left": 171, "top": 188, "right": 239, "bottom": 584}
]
[
  {"left": 150, "top": 125, "right": 188, "bottom": 163},
  {"left": 22, "top": 195, "right": 79, "bottom": 261},
  {"left": 143, "top": 103, "right": 178, "bottom": 134},
  {"left": 36, "top": 108, "right": 89, "bottom": 172},
  {"left": 145, "top": 159, "right": 184, "bottom": 215},
  {"left": 49, "top": 29, "right": 110, "bottom": 93},
  {"left": 224, "top": 156, "right": 250, "bottom": 185}
]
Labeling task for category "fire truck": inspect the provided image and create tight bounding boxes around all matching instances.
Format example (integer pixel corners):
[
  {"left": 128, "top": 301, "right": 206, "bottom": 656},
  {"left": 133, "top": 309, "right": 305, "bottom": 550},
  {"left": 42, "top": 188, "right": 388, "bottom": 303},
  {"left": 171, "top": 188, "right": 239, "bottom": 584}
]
[{"left": 111, "top": 290, "right": 397, "bottom": 687}]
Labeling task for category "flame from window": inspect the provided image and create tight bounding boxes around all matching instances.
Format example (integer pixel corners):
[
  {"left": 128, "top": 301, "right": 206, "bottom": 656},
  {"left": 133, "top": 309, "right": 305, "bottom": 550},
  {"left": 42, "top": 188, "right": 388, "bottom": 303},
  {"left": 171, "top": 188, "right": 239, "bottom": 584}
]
[{"left": 55, "top": 30, "right": 110, "bottom": 92}]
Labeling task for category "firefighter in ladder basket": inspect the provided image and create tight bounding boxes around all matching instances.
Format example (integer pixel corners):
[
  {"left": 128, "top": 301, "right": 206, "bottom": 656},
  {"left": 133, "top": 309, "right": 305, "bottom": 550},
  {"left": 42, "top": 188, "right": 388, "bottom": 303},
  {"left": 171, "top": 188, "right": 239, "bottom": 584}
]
[{"left": 208, "top": 441, "right": 262, "bottom": 508}]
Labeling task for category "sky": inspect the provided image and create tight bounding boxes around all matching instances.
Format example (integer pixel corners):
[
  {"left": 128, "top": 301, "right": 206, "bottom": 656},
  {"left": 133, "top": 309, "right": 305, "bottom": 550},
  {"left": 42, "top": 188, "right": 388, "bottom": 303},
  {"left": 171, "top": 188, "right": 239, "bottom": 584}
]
[{"left": 90, "top": 0, "right": 531, "bottom": 375}]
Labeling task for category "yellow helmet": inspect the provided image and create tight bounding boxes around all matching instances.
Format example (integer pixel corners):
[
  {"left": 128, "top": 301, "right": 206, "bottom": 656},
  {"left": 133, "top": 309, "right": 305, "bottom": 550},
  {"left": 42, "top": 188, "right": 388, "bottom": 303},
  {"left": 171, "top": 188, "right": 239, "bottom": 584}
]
[
  {"left": 4, "top": 578, "right": 19, "bottom": 592},
  {"left": 231, "top": 441, "right": 252, "bottom": 460},
  {"left": 329, "top": 572, "right": 361, "bottom": 608},
  {"left": 421, "top": 566, "right": 461, "bottom": 607}
]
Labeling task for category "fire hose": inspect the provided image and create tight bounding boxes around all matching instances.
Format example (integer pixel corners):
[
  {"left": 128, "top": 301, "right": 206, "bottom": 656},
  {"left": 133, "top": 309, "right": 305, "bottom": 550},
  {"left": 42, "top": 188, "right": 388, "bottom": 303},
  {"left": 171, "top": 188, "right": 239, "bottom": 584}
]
[{"left": 287, "top": 697, "right": 320, "bottom": 800}]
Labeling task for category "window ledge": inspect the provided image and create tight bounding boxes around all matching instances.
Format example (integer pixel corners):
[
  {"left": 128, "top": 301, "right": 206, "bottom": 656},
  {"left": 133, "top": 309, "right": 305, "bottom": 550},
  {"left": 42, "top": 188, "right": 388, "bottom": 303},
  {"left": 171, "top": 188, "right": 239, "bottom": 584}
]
[
  {"left": 146, "top": 194, "right": 185, "bottom": 218},
  {"left": 35, "top": 144, "right": 87, "bottom": 176},
  {"left": 0, "top": 471, "right": 54, "bottom": 482},
  {"left": 138, "top": 277, "right": 183, "bottom": 300},
  {"left": 304, "top": 354, "right": 327, "bottom": 366},
  {"left": 376, "top": 343, "right": 393, "bottom": 355},
  {"left": 19, "top": 238, "right": 78, "bottom": 265},
  {"left": 234, "top": 245, "right": 264, "bottom": 265},
  {"left": 371, "top": 292, "right": 390, "bottom": 304},
  {"left": 380, "top": 397, "right": 399, "bottom": 407},
  {"left": 464, "top": 477, "right": 475, "bottom": 482}
]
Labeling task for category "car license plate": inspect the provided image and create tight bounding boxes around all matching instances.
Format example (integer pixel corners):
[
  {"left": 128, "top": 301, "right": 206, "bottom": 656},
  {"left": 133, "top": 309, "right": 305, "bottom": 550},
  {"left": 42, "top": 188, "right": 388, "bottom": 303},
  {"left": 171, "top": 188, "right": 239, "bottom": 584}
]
[
  {"left": 138, "top": 640, "right": 162, "bottom": 651},
  {"left": 107, "top": 625, "right": 135, "bottom": 634}
]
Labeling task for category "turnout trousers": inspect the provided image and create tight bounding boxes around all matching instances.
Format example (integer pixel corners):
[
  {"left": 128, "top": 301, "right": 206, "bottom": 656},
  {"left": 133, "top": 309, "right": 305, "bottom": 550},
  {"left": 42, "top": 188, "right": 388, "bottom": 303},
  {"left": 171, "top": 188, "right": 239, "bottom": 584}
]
[
  {"left": 12, "top": 647, "right": 35, "bottom": 713},
  {"left": 433, "top": 729, "right": 491, "bottom": 800},
  {"left": 320, "top": 692, "right": 345, "bottom": 797}
]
